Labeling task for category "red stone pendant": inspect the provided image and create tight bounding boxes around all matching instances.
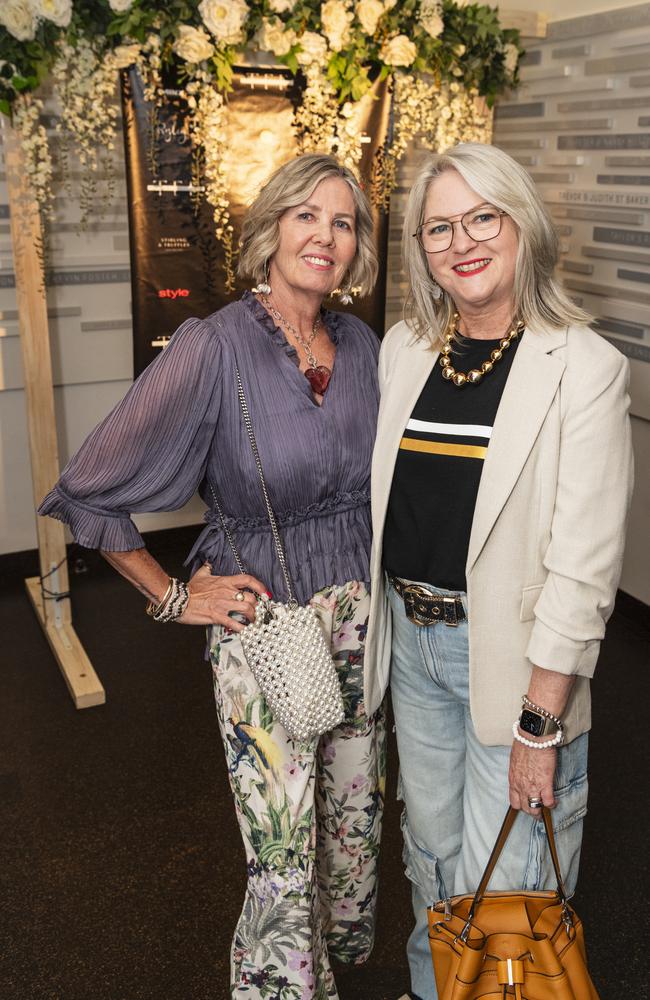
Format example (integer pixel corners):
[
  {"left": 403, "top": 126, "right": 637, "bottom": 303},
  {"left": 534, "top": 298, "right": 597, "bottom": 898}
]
[{"left": 305, "top": 366, "right": 332, "bottom": 394}]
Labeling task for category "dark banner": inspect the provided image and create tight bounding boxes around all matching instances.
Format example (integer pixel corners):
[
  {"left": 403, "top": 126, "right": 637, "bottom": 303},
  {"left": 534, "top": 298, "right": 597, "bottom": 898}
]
[{"left": 120, "top": 67, "right": 390, "bottom": 378}]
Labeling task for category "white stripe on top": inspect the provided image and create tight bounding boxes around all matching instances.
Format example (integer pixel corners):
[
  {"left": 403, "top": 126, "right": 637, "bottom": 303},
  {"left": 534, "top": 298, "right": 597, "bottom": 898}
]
[{"left": 406, "top": 418, "right": 493, "bottom": 439}]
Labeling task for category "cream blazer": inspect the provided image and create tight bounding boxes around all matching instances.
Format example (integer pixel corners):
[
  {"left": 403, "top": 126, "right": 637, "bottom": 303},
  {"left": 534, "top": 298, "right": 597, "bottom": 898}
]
[{"left": 364, "top": 319, "right": 634, "bottom": 745}]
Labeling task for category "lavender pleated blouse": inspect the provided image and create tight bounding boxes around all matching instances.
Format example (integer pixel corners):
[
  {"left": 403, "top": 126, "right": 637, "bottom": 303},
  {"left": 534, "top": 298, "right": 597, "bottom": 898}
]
[{"left": 39, "top": 292, "right": 380, "bottom": 604}]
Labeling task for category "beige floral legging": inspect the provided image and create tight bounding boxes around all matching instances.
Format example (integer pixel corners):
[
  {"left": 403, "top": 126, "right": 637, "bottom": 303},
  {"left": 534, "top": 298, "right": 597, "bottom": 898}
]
[{"left": 209, "top": 580, "right": 386, "bottom": 1000}]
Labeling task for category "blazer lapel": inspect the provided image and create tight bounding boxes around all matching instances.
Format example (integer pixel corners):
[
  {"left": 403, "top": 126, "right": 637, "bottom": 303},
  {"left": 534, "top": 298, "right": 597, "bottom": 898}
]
[
  {"left": 372, "top": 331, "right": 438, "bottom": 536},
  {"left": 466, "top": 324, "right": 567, "bottom": 573}
]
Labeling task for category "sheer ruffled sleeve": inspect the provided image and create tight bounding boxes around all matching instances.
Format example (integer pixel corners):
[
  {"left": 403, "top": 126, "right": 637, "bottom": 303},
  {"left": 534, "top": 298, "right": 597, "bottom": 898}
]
[{"left": 38, "top": 317, "right": 222, "bottom": 551}]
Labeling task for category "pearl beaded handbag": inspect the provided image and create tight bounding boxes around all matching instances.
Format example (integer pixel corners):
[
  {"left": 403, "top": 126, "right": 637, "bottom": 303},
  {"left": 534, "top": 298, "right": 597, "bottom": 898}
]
[{"left": 209, "top": 367, "right": 345, "bottom": 743}]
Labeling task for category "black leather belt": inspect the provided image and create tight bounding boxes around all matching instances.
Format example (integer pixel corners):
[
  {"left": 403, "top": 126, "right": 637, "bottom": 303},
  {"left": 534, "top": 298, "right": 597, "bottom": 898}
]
[{"left": 389, "top": 575, "right": 466, "bottom": 627}]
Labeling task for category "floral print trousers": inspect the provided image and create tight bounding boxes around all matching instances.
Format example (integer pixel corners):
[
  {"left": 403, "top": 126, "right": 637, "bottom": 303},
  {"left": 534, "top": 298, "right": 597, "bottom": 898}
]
[{"left": 209, "top": 581, "right": 386, "bottom": 1000}]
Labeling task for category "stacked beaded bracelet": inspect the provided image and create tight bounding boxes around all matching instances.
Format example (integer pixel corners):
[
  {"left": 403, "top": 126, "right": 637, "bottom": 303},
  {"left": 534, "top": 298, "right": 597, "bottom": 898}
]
[
  {"left": 512, "top": 721, "right": 564, "bottom": 749},
  {"left": 146, "top": 577, "right": 189, "bottom": 623},
  {"left": 512, "top": 694, "right": 565, "bottom": 749}
]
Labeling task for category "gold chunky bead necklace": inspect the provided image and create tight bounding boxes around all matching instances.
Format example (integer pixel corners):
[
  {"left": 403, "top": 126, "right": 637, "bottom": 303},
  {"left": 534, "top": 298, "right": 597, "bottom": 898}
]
[{"left": 439, "top": 314, "right": 525, "bottom": 388}]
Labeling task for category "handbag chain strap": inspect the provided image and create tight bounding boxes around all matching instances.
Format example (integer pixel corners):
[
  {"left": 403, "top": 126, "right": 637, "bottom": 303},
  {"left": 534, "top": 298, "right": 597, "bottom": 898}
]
[
  {"left": 459, "top": 806, "right": 572, "bottom": 942},
  {"left": 209, "top": 366, "right": 296, "bottom": 606}
]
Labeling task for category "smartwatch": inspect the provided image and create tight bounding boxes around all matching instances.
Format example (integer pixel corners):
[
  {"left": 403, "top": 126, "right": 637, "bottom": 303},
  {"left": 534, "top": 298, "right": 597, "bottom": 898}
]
[{"left": 518, "top": 708, "right": 559, "bottom": 738}]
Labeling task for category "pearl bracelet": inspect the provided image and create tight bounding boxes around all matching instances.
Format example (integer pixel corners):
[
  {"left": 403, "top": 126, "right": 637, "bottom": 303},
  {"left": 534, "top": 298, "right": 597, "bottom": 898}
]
[{"left": 512, "top": 720, "right": 564, "bottom": 749}]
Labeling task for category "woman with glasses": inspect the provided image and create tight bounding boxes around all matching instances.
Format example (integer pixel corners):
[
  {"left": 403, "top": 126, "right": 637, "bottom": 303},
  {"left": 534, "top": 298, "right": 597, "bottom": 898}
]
[{"left": 363, "top": 143, "right": 633, "bottom": 1000}]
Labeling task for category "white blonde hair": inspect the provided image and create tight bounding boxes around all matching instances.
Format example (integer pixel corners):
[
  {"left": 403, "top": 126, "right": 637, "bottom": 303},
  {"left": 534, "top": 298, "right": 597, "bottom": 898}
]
[
  {"left": 402, "top": 143, "right": 591, "bottom": 345},
  {"left": 238, "top": 153, "right": 377, "bottom": 297}
]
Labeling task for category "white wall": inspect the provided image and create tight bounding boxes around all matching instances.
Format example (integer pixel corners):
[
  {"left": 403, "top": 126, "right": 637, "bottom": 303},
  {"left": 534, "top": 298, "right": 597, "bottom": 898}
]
[
  {"left": 490, "top": 1, "right": 650, "bottom": 603},
  {"left": 496, "top": 0, "right": 649, "bottom": 22}
]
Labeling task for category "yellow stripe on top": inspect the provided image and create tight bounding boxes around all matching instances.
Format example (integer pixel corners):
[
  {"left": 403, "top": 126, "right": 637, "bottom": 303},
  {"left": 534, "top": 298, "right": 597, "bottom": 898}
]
[{"left": 399, "top": 437, "right": 488, "bottom": 460}]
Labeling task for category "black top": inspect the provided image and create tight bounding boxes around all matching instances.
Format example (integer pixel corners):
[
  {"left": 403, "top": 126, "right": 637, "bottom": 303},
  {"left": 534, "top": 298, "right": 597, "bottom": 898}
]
[{"left": 382, "top": 332, "right": 521, "bottom": 591}]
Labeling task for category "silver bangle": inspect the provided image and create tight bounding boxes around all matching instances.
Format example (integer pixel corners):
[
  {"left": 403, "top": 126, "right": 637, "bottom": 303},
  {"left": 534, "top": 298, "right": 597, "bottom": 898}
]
[{"left": 149, "top": 578, "right": 189, "bottom": 622}]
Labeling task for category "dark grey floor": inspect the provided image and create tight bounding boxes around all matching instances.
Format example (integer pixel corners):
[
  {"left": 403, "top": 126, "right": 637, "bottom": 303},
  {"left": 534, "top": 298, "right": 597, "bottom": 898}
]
[{"left": 1, "top": 527, "right": 648, "bottom": 1000}]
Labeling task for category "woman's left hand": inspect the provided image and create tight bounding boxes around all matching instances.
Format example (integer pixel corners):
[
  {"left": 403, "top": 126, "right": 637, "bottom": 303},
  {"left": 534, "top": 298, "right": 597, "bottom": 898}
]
[{"left": 508, "top": 741, "right": 557, "bottom": 816}]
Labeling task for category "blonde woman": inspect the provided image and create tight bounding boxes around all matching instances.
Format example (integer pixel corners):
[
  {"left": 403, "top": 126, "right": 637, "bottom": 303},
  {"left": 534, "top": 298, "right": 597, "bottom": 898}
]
[
  {"left": 40, "top": 154, "right": 385, "bottom": 998},
  {"left": 365, "top": 143, "right": 633, "bottom": 1000}
]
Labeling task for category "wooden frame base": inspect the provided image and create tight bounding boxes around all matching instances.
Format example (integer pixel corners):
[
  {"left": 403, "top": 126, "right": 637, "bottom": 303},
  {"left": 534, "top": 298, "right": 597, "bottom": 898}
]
[
  {"left": 25, "top": 577, "right": 105, "bottom": 709},
  {"left": 3, "top": 116, "right": 105, "bottom": 709}
]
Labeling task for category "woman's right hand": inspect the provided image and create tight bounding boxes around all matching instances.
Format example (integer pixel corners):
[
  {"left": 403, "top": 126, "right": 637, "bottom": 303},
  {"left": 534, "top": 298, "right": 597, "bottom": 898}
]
[{"left": 179, "top": 563, "right": 268, "bottom": 630}]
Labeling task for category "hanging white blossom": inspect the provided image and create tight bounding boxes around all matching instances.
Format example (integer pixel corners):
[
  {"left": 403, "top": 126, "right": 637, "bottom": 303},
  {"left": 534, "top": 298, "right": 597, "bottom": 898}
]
[
  {"left": 112, "top": 43, "right": 142, "bottom": 68},
  {"left": 504, "top": 42, "right": 519, "bottom": 78},
  {"left": 296, "top": 31, "right": 329, "bottom": 67}
]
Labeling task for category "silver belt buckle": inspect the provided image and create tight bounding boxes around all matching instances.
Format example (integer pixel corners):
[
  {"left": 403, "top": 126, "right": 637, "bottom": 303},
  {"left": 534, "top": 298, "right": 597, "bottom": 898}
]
[{"left": 443, "top": 595, "right": 460, "bottom": 627}]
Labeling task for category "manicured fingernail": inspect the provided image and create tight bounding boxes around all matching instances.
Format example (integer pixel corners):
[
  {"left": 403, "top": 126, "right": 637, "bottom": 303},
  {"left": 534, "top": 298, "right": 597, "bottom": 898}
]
[{"left": 265, "top": 590, "right": 272, "bottom": 598}]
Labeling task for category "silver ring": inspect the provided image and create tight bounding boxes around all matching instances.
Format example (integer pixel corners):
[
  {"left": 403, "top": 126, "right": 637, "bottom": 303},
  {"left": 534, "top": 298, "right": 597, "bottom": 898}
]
[
  {"left": 235, "top": 591, "right": 244, "bottom": 602},
  {"left": 528, "top": 796, "right": 543, "bottom": 809}
]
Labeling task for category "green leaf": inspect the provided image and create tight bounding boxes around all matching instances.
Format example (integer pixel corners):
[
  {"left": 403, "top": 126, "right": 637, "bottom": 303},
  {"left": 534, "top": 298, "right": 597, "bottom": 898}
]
[
  {"left": 12, "top": 75, "right": 33, "bottom": 92},
  {"left": 0, "top": 99, "right": 11, "bottom": 118},
  {"left": 282, "top": 50, "right": 299, "bottom": 75}
]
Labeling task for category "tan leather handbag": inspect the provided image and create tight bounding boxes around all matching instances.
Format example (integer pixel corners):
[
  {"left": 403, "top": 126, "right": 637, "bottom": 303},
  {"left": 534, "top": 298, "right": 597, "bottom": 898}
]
[{"left": 428, "top": 806, "right": 599, "bottom": 999}]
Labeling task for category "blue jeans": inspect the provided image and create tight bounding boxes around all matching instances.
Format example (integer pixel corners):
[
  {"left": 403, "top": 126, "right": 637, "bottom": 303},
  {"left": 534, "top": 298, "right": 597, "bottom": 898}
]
[{"left": 388, "top": 579, "right": 589, "bottom": 1000}]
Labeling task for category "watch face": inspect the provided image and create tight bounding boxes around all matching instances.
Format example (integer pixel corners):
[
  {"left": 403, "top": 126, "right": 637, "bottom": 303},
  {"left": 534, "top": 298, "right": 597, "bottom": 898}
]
[{"left": 520, "top": 709, "right": 545, "bottom": 737}]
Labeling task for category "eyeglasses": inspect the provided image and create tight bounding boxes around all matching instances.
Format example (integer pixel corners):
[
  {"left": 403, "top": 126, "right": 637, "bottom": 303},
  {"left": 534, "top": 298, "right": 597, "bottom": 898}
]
[{"left": 413, "top": 204, "right": 508, "bottom": 254}]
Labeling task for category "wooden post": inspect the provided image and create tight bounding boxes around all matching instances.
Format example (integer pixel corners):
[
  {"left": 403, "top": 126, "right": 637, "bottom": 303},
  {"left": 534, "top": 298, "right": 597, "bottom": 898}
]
[{"left": 3, "top": 116, "right": 105, "bottom": 709}]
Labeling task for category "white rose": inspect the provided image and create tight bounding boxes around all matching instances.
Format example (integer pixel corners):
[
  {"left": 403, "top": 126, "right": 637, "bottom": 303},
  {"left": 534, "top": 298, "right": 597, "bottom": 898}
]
[
  {"left": 199, "top": 0, "right": 249, "bottom": 46},
  {"left": 504, "top": 42, "right": 519, "bottom": 77},
  {"left": 356, "top": 0, "right": 383, "bottom": 36},
  {"left": 321, "top": 0, "right": 353, "bottom": 52},
  {"left": 0, "top": 0, "right": 36, "bottom": 41},
  {"left": 31, "top": 0, "right": 72, "bottom": 28},
  {"left": 380, "top": 34, "right": 417, "bottom": 67},
  {"left": 173, "top": 25, "right": 215, "bottom": 63},
  {"left": 269, "top": 0, "right": 296, "bottom": 11},
  {"left": 420, "top": 12, "right": 443, "bottom": 38},
  {"left": 296, "top": 31, "right": 329, "bottom": 67},
  {"left": 256, "top": 18, "right": 296, "bottom": 57},
  {"left": 383, "top": 0, "right": 397, "bottom": 9},
  {"left": 112, "top": 43, "right": 142, "bottom": 68},
  {"left": 419, "top": 0, "right": 443, "bottom": 38},
  {"left": 108, "top": 0, "right": 134, "bottom": 11}
]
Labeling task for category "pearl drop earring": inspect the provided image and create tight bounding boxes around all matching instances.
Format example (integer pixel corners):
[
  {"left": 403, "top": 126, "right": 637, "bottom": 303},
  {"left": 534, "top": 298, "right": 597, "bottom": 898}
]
[{"left": 254, "top": 261, "right": 271, "bottom": 295}]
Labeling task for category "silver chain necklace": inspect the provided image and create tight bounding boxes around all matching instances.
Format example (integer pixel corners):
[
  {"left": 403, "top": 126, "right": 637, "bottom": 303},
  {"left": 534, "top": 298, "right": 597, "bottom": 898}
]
[{"left": 259, "top": 293, "right": 322, "bottom": 369}]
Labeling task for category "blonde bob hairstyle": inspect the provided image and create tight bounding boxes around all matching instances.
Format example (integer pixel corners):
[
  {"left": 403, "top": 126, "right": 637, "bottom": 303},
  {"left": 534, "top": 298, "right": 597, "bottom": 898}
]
[
  {"left": 238, "top": 153, "right": 377, "bottom": 298},
  {"left": 402, "top": 142, "right": 591, "bottom": 346}
]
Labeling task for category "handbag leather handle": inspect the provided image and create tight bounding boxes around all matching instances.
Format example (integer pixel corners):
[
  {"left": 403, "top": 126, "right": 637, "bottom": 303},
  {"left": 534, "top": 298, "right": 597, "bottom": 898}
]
[{"left": 464, "top": 806, "right": 569, "bottom": 928}]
